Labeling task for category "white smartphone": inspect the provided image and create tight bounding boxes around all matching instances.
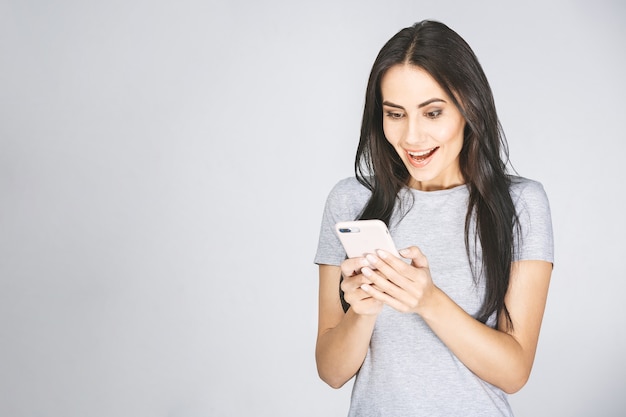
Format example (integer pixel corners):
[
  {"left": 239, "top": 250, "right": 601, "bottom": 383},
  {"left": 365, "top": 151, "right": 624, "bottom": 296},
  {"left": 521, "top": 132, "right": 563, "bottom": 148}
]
[{"left": 335, "top": 219, "right": 400, "bottom": 259}]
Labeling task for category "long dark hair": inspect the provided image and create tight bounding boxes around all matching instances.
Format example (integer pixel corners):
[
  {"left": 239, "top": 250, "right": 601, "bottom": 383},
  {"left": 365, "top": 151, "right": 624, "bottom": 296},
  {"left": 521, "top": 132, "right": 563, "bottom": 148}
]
[{"left": 355, "top": 20, "right": 518, "bottom": 329}]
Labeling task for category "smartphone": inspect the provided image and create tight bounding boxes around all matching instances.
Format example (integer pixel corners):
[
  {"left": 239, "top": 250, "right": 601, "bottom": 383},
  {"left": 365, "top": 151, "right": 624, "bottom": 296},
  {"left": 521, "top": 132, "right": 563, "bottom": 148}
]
[{"left": 335, "top": 219, "right": 400, "bottom": 259}]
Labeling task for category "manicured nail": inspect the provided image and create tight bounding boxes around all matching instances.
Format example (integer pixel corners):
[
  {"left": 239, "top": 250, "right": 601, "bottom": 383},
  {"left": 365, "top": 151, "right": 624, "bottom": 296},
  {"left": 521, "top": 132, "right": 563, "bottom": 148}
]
[
  {"left": 365, "top": 254, "right": 378, "bottom": 265},
  {"left": 376, "top": 249, "right": 388, "bottom": 259},
  {"left": 361, "top": 267, "right": 373, "bottom": 277}
]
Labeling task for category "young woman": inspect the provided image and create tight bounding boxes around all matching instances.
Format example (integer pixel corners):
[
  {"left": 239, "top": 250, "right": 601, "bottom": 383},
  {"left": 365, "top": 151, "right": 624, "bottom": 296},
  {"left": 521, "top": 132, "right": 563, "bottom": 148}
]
[{"left": 314, "top": 20, "right": 553, "bottom": 416}]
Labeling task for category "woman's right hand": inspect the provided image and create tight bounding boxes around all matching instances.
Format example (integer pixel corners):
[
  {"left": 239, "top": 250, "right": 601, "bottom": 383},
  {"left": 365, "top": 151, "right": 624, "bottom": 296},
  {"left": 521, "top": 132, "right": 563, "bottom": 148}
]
[{"left": 340, "top": 257, "right": 384, "bottom": 316}]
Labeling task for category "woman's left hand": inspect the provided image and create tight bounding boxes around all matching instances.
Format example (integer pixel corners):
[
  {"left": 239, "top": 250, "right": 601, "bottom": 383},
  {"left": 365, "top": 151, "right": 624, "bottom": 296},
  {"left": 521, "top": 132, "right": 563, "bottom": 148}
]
[{"left": 360, "top": 246, "right": 438, "bottom": 314}]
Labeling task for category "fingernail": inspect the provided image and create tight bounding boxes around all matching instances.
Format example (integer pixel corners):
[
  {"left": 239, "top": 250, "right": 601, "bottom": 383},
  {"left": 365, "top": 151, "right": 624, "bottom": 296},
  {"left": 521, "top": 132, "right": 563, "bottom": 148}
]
[
  {"left": 399, "top": 248, "right": 409, "bottom": 256},
  {"left": 360, "top": 284, "right": 370, "bottom": 292},
  {"left": 376, "top": 249, "right": 388, "bottom": 259},
  {"left": 361, "top": 267, "right": 372, "bottom": 277},
  {"left": 365, "top": 254, "right": 378, "bottom": 265}
]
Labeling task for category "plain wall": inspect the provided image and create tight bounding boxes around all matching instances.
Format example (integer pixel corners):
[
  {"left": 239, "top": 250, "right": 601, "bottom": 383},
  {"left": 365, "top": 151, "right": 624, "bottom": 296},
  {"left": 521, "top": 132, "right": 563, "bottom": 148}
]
[{"left": 1, "top": 0, "right": 625, "bottom": 416}]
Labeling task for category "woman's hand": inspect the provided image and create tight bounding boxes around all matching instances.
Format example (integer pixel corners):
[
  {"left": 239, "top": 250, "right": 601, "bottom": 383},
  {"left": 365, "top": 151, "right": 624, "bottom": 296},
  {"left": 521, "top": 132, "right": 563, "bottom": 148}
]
[
  {"left": 338, "top": 249, "right": 553, "bottom": 393},
  {"left": 359, "top": 246, "right": 437, "bottom": 315},
  {"left": 339, "top": 257, "right": 384, "bottom": 316}
]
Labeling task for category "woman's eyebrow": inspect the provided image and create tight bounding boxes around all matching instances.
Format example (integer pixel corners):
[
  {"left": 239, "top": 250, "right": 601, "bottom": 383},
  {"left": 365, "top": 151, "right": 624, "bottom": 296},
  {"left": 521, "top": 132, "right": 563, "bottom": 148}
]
[
  {"left": 382, "top": 98, "right": 447, "bottom": 109},
  {"left": 418, "top": 98, "right": 447, "bottom": 108},
  {"left": 382, "top": 100, "right": 404, "bottom": 109}
]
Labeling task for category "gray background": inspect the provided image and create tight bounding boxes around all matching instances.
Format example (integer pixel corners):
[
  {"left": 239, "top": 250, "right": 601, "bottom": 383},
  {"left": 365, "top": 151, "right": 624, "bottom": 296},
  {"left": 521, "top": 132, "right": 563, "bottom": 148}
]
[{"left": 1, "top": 0, "right": 625, "bottom": 416}]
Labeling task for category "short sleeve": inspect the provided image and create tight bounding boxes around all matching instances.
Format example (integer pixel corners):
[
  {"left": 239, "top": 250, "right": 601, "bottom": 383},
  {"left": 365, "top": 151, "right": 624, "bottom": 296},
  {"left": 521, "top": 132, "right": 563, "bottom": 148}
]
[
  {"left": 314, "top": 178, "right": 371, "bottom": 266},
  {"left": 511, "top": 178, "right": 554, "bottom": 264}
]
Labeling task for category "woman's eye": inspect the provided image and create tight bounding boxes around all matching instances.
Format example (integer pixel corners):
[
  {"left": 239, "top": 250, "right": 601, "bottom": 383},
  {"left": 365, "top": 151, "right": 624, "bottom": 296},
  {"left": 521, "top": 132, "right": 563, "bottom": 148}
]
[
  {"left": 425, "top": 110, "right": 442, "bottom": 119},
  {"left": 386, "top": 112, "right": 404, "bottom": 119}
]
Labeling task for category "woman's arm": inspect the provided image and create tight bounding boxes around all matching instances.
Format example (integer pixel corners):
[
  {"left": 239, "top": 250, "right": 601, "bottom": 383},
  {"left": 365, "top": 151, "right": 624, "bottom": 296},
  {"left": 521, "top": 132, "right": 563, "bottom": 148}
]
[
  {"left": 315, "top": 263, "right": 380, "bottom": 388},
  {"left": 360, "top": 247, "right": 552, "bottom": 394}
]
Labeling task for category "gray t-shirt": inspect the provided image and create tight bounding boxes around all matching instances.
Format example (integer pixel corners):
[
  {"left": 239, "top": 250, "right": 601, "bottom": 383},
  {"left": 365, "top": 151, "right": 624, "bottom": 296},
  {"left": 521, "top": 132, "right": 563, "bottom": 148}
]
[{"left": 314, "top": 176, "right": 554, "bottom": 417}]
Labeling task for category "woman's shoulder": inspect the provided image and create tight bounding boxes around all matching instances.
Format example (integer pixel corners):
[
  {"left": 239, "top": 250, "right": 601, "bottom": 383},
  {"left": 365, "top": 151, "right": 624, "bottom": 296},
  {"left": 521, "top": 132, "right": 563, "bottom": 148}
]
[
  {"left": 327, "top": 176, "right": 372, "bottom": 198},
  {"left": 322, "top": 177, "right": 372, "bottom": 218},
  {"left": 508, "top": 175, "right": 552, "bottom": 220},
  {"left": 509, "top": 175, "right": 549, "bottom": 201}
]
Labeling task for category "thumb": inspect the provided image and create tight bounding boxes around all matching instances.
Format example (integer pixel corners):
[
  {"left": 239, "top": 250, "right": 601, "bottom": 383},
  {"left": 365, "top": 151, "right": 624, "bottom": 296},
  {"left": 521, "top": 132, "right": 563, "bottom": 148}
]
[{"left": 399, "top": 246, "right": 429, "bottom": 269}]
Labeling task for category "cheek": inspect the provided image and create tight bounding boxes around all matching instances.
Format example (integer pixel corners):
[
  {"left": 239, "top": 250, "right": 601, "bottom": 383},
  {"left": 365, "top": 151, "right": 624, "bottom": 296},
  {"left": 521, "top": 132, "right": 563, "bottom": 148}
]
[
  {"left": 436, "top": 120, "right": 465, "bottom": 144},
  {"left": 382, "top": 121, "right": 399, "bottom": 145}
]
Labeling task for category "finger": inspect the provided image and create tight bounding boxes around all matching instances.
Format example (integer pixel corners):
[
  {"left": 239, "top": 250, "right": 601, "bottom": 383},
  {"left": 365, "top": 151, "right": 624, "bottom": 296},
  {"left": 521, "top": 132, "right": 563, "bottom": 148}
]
[
  {"left": 340, "top": 257, "right": 369, "bottom": 278},
  {"left": 340, "top": 274, "right": 365, "bottom": 293},
  {"left": 342, "top": 276, "right": 381, "bottom": 308},
  {"left": 361, "top": 265, "right": 404, "bottom": 298},
  {"left": 360, "top": 281, "right": 410, "bottom": 313},
  {"left": 398, "top": 246, "right": 429, "bottom": 269},
  {"left": 363, "top": 253, "right": 426, "bottom": 306},
  {"left": 365, "top": 252, "right": 412, "bottom": 288},
  {"left": 375, "top": 249, "right": 411, "bottom": 269},
  {"left": 360, "top": 269, "right": 422, "bottom": 314}
]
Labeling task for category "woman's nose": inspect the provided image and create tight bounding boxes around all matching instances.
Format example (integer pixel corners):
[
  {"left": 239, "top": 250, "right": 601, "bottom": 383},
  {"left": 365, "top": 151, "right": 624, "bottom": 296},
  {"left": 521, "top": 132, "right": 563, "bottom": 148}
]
[{"left": 405, "top": 119, "right": 427, "bottom": 145}]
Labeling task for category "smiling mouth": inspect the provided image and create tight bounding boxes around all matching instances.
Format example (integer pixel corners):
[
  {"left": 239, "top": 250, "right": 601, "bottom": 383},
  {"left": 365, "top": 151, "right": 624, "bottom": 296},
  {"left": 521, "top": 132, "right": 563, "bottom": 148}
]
[{"left": 408, "top": 147, "right": 439, "bottom": 163}]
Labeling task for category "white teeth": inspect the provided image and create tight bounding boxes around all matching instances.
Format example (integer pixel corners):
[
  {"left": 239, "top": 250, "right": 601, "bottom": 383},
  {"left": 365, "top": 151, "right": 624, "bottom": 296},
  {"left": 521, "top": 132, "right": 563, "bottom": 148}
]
[{"left": 408, "top": 147, "right": 436, "bottom": 157}]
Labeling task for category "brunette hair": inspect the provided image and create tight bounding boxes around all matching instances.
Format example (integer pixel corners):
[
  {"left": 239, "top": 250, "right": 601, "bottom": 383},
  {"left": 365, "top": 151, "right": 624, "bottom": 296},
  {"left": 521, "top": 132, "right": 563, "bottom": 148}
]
[{"left": 355, "top": 20, "right": 518, "bottom": 328}]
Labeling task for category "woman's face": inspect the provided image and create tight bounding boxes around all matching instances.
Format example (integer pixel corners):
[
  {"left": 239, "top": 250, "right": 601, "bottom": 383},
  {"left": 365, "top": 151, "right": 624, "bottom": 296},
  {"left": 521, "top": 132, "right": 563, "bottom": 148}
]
[{"left": 381, "top": 64, "right": 466, "bottom": 191}]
